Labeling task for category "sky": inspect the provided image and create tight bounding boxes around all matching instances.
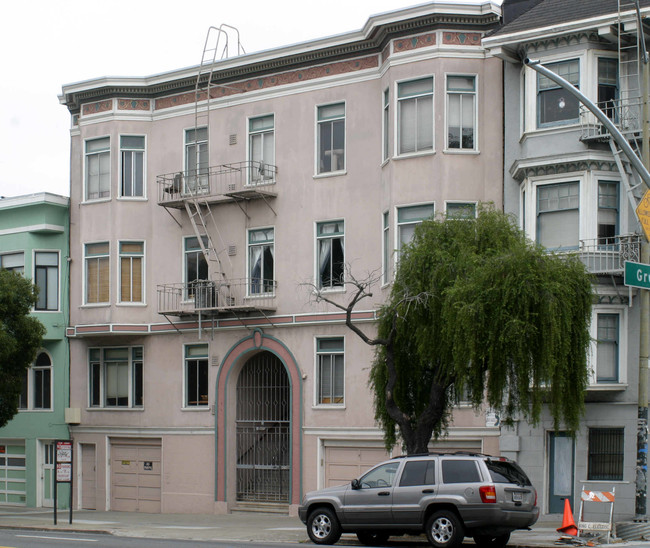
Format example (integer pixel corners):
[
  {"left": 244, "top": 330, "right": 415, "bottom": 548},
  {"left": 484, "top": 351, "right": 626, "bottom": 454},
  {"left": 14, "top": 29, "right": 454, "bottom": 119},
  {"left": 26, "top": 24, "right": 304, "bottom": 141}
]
[{"left": 0, "top": 0, "right": 498, "bottom": 199}]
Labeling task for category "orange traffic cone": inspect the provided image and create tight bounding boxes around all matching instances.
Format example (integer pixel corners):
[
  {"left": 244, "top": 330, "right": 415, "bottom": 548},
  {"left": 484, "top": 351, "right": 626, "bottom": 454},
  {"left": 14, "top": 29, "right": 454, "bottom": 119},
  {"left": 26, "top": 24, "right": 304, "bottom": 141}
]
[{"left": 557, "top": 498, "right": 578, "bottom": 536}]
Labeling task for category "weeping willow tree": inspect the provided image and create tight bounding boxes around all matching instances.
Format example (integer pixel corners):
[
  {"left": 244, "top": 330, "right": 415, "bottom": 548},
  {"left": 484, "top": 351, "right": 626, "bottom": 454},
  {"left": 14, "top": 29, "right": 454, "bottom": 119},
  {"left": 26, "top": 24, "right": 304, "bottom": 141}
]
[{"left": 367, "top": 206, "right": 593, "bottom": 454}]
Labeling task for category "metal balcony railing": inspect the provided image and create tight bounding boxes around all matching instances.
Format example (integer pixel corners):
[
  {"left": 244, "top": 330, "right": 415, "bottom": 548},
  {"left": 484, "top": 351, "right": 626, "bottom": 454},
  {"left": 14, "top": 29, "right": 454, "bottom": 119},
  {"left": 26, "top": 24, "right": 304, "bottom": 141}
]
[
  {"left": 556, "top": 234, "right": 642, "bottom": 275},
  {"left": 157, "top": 278, "right": 277, "bottom": 316},
  {"left": 157, "top": 161, "right": 277, "bottom": 206},
  {"left": 580, "top": 98, "right": 642, "bottom": 141}
]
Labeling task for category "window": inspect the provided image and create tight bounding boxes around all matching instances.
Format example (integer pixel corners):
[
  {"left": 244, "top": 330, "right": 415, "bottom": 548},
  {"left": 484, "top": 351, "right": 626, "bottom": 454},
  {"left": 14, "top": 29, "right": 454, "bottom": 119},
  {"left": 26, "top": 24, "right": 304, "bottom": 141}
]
[
  {"left": 84, "top": 242, "right": 109, "bottom": 304},
  {"left": 316, "top": 338, "right": 344, "bottom": 405},
  {"left": 397, "top": 204, "right": 434, "bottom": 255},
  {"left": 446, "top": 202, "right": 477, "bottom": 220},
  {"left": 119, "top": 241, "right": 144, "bottom": 303},
  {"left": 249, "top": 115, "right": 275, "bottom": 182},
  {"left": 447, "top": 75, "right": 476, "bottom": 150},
  {"left": 185, "top": 344, "right": 208, "bottom": 407},
  {"left": 588, "top": 428, "right": 624, "bottom": 481},
  {"left": 536, "top": 182, "right": 579, "bottom": 249},
  {"left": 399, "top": 460, "right": 435, "bottom": 487},
  {"left": 185, "top": 127, "right": 209, "bottom": 193},
  {"left": 34, "top": 252, "right": 59, "bottom": 311},
  {"left": 184, "top": 236, "right": 209, "bottom": 300},
  {"left": 596, "top": 313, "right": 619, "bottom": 383},
  {"left": 316, "top": 221, "right": 344, "bottom": 289},
  {"left": 442, "top": 460, "right": 481, "bottom": 483},
  {"left": 383, "top": 88, "right": 390, "bottom": 161},
  {"left": 537, "top": 59, "right": 580, "bottom": 127},
  {"left": 89, "top": 347, "right": 143, "bottom": 408},
  {"left": 0, "top": 252, "right": 24, "bottom": 274},
  {"left": 19, "top": 352, "right": 51, "bottom": 410},
  {"left": 248, "top": 228, "right": 274, "bottom": 295},
  {"left": 398, "top": 77, "right": 434, "bottom": 154},
  {"left": 382, "top": 211, "right": 389, "bottom": 285},
  {"left": 359, "top": 461, "right": 400, "bottom": 488},
  {"left": 598, "top": 58, "right": 618, "bottom": 121},
  {"left": 317, "top": 103, "right": 345, "bottom": 174},
  {"left": 598, "top": 181, "right": 619, "bottom": 244},
  {"left": 120, "top": 136, "right": 145, "bottom": 197},
  {"left": 85, "top": 137, "right": 110, "bottom": 200}
]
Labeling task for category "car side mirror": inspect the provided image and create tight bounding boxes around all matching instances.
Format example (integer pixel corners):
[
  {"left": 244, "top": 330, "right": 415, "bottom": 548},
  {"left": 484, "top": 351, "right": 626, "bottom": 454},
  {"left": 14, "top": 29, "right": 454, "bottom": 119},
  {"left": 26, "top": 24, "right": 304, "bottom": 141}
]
[{"left": 351, "top": 479, "right": 361, "bottom": 490}]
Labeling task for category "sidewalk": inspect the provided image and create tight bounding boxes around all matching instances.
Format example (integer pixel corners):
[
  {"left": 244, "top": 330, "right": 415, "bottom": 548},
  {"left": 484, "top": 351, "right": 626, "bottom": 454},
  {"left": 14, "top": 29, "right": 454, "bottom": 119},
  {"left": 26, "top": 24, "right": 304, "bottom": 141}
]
[{"left": 0, "top": 507, "right": 632, "bottom": 546}]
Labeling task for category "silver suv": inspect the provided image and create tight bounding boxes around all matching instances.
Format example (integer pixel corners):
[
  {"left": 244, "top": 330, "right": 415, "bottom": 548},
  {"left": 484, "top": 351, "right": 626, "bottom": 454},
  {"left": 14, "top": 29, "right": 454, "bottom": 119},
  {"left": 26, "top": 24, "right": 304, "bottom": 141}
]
[{"left": 298, "top": 453, "right": 538, "bottom": 547}]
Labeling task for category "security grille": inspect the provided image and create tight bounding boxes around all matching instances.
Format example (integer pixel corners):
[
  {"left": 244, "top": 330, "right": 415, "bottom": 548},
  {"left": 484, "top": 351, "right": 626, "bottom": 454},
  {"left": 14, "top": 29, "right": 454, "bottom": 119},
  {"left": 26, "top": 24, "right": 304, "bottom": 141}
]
[{"left": 236, "top": 352, "right": 290, "bottom": 503}]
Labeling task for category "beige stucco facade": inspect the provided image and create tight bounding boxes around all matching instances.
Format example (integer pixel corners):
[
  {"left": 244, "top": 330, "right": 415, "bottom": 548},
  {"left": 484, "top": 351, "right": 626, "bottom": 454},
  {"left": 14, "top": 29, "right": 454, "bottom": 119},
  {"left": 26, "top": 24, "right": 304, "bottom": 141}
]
[{"left": 61, "top": 2, "right": 504, "bottom": 515}]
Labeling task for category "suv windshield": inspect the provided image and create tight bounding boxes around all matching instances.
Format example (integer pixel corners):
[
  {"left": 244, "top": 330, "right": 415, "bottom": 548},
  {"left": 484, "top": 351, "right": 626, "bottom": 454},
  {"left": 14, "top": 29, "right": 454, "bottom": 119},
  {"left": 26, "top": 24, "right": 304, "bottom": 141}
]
[{"left": 485, "top": 460, "right": 531, "bottom": 486}]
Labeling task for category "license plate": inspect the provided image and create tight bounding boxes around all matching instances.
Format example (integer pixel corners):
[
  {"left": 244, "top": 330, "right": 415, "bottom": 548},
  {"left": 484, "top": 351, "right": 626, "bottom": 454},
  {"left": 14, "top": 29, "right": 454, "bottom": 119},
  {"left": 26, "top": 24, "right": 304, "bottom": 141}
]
[{"left": 512, "top": 492, "right": 523, "bottom": 502}]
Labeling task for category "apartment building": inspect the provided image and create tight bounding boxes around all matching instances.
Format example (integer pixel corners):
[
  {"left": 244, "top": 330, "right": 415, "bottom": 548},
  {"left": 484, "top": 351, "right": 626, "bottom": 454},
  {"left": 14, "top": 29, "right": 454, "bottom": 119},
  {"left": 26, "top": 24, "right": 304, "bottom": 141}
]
[
  {"left": 484, "top": 0, "right": 650, "bottom": 521},
  {"left": 59, "top": 2, "right": 503, "bottom": 514},
  {"left": 0, "top": 193, "right": 70, "bottom": 508}
]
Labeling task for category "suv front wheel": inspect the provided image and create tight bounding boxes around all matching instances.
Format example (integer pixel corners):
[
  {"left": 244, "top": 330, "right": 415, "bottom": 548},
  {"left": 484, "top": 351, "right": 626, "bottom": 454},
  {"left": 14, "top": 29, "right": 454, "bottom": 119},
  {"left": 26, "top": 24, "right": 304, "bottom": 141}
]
[
  {"left": 426, "top": 510, "right": 464, "bottom": 548},
  {"left": 307, "top": 507, "right": 342, "bottom": 545}
]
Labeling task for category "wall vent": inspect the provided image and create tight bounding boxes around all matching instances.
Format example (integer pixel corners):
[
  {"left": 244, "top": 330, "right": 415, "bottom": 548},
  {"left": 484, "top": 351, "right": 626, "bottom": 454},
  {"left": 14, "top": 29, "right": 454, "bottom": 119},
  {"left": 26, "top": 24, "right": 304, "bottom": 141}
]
[
  {"left": 229, "top": 134, "right": 237, "bottom": 145},
  {"left": 211, "top": 355, "right": 220, "bottom": 366},
  {"left": 228, "top": 245, "right": 237, "bottom": 256}
]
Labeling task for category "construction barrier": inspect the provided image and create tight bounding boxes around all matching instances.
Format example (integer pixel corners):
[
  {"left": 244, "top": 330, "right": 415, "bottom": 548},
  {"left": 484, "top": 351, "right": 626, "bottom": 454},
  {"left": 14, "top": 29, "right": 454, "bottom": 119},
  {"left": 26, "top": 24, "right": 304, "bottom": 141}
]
[{"left": 578, "top": 488, "right": 615, "bottom": 543}]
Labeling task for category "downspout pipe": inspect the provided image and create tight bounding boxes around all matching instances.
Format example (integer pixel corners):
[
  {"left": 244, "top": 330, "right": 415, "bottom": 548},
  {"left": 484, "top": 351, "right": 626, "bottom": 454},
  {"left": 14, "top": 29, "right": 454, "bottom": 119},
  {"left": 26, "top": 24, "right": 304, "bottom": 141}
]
[{"left": 524, "top": 57, "right": 650, "bottom": 191}]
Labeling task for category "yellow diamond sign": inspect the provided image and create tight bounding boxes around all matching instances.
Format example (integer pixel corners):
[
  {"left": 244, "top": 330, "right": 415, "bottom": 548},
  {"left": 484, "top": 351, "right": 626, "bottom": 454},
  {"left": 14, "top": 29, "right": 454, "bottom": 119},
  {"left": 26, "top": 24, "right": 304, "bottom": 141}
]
[{"left": 636, "top": 189, "right": 650, "bottom": 242}]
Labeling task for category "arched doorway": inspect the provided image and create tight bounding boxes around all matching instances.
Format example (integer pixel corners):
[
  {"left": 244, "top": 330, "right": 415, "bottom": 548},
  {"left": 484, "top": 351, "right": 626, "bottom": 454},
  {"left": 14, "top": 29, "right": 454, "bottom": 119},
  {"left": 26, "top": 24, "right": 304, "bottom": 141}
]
[{"left": 235, "top": 351, "right": 290, "bottom": 503}]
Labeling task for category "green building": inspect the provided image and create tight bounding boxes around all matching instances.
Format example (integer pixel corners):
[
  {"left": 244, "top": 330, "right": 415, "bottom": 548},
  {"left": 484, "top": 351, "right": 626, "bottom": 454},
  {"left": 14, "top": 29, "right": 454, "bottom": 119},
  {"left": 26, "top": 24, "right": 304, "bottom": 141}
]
[{"left": 0, "top": 193, "right": 70, "bottom": 508}]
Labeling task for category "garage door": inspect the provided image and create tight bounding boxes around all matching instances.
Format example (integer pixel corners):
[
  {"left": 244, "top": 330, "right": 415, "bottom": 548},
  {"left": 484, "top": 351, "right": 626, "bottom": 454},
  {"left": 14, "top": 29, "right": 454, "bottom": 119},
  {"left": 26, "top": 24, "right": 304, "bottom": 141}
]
[
  {"left": 110, "top": 440, "right": 161, "bottom": 513},
  {"left": 324, "top": 446, "right": 390, "bottom": 487},
  {"left": 0, "top": 441, "right": 26, "bottom": 505}
]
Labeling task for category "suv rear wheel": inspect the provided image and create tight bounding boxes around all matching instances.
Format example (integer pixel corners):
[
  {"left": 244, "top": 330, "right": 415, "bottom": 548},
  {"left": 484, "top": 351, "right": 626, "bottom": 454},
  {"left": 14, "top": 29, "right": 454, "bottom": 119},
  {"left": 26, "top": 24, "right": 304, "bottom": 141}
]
[
  {"left": 307, "top": 507, "right": 342, "bottom": 545},
  {"left": 356, "top": 531, "right": 390, "bottom": 545},
  {"left": 426, "top": 510, "right": 464, "bottom": 548},
  {"left": 473, "top": 532, "right": 511, "bottom": 548}
]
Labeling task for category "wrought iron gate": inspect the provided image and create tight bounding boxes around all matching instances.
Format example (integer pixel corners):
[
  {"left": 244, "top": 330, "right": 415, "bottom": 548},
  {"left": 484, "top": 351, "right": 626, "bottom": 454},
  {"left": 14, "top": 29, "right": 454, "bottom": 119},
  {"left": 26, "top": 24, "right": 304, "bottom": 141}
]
[{"left": 236, "top": 352, "right": 290, "bottom": 503}]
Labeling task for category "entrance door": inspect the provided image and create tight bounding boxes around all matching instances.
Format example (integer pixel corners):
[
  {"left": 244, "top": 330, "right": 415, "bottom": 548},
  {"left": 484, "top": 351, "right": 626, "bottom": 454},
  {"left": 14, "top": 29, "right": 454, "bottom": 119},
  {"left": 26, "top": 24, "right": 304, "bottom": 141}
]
[
  {"left": 549, "top": 432, "right": 574, "bottom": 514},
  {"left": 236, "top": 352, "right": 290, "bottom": 503},
  {"left": 81, "top": 444, "right": 96, "bottom": 510},
  {"left": 41, "top": 442, "right": 54, "bottom": 507}
]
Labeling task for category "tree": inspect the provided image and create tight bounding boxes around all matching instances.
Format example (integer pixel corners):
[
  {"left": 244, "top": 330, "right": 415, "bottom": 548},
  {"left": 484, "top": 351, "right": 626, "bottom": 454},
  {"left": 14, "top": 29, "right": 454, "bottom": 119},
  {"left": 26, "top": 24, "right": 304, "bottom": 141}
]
[
  {"left": 314, "top": 206, "right": 593, "bottom": 454},
  {"left": 0, "top": 269, "right": 45, "bottom": 427}
]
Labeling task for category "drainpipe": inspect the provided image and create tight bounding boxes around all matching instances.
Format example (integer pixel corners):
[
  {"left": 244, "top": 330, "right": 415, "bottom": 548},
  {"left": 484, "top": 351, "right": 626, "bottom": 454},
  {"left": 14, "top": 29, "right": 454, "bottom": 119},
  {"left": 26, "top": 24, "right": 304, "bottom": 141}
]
[{"left": 524, "top": 58, "right": 650, "bottom": 521}]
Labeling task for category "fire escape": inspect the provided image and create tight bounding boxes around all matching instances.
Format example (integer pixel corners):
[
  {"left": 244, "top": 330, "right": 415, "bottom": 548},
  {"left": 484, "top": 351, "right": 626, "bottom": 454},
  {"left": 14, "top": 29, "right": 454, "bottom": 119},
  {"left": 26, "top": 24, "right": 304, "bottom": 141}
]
[
  {"left": 577, "top": 0, "right": 647, "bottom": 277},
  {"left": 156, "top": 26, "right": 277, "bottom": 325}
]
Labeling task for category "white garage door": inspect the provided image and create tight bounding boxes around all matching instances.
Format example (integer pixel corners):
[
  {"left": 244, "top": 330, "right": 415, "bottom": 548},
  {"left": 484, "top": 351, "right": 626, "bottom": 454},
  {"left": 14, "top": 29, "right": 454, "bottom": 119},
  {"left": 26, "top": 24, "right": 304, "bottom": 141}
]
[
  {"left": 324, "top": 445, "right": 390, "bottom": 487},
  {"left": 110, "top": 439, "right": 161, "bottom": 513},
  {"left": 0, "top": 441, "right": 26, "bottom": 505}
]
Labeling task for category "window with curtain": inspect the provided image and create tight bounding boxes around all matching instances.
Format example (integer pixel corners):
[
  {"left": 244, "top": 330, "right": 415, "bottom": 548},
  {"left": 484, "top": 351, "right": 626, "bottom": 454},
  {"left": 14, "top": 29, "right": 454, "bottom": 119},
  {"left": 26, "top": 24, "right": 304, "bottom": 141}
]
[
  {"left": 447, "top": 75, "right": 476, "bottom": 150},
  {"left": 119, "top": 241, "right": 144, "bottom": 303},
  {"left": 536, "top": 182, "right": 579, "bottom": 249},
  {"left": 184, "top": 127, "right": 209, "bottom": 193},
  {"left": 537, "top": 59, "right": 580, "bottom": 127},
  {"left": 597, "top": 313, "right": 619, "bottom": 383},
  {"left": 249, "top": 115, "right": 275, "bottom": 182},
  {"left": 84, "top": 242, "right": 110, "bottom": 304},
  {"left": 0, "top": 252, "right": 24, "bottom": 274},
  {"left": 184, "top": 236, "right": 209, "bottom": 300},
  {"left": 317, "top": 221, "right": 344, "bottom": 289},
  {"left": 398, "top": 77, "right": 434, "bottom": 154},
  {"left": 34, "top": 251, "right": 59, "bottom": 311},
  {"left": 120, "top": 135, "right": 145, "bottom": 197},
  {"left": 89, "top": 346, "right": 143, "bottom": 408},
  {"left": 85, "top": 137, "right": 110, "bottom": 200},
  {"left": 317, "top": 103, "right": 345, "bottom": 174},
  {"left": 397, "top": 204, "right": 434, "bottom": 257},
  {"left": 248, "top": 228, "right": 274, "bottom": 295},
  {"left": 316, "top": 338, "right": 344, "bottom": 405},
  {"left": 185, "top": 344, "right": 208, "bottom": 407}
]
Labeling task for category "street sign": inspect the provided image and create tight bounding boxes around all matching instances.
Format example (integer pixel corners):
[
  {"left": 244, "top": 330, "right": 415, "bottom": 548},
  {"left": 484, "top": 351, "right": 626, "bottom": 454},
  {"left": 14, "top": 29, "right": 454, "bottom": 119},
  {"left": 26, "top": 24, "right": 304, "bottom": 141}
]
[
  {"left": 636, "top": 190, "right": 650, "bottom": 242},
  {"left": 624, "top": 261, "right": 650, "bottom": 289}
]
